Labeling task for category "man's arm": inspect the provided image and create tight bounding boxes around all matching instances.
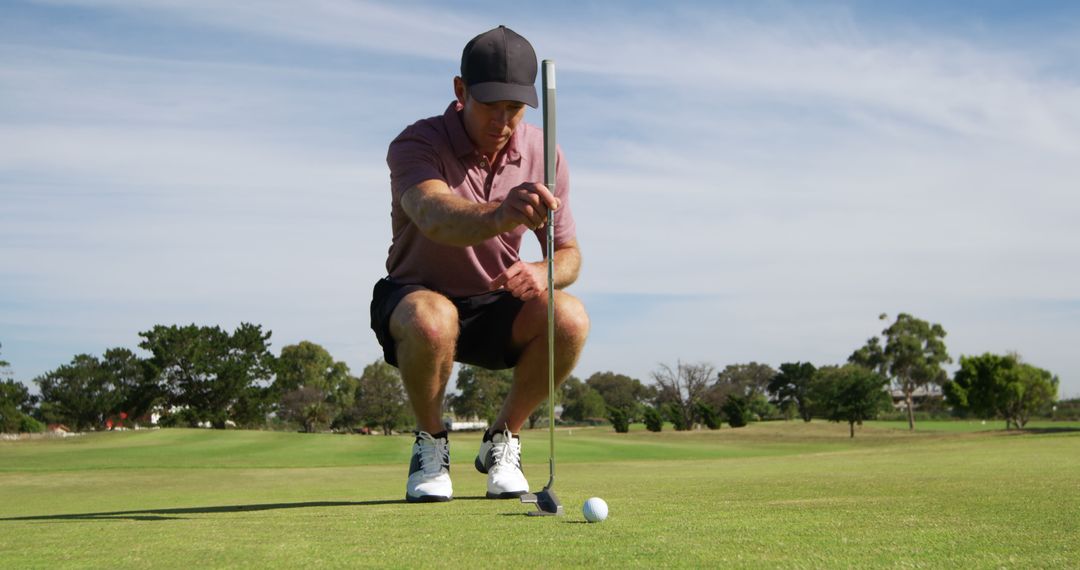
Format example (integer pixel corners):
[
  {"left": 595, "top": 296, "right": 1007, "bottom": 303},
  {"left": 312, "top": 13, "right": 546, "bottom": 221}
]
[
  {"left": 490, "top": 239, "right": 582, "bottom": 301},
  {"left": 400, "top": 179, "right": 560, "bottom": 247}
]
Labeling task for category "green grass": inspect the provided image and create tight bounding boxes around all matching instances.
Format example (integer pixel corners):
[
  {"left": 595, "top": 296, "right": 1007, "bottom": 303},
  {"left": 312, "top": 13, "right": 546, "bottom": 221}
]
[{"left": 2, "top": 422, "right": 1078, "bottom": 568}]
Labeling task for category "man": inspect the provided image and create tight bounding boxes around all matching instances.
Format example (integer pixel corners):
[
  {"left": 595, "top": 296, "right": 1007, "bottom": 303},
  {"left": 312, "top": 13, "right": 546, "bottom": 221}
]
[{"left": 371, "top": 25, "right": 589, "bottom": 503}]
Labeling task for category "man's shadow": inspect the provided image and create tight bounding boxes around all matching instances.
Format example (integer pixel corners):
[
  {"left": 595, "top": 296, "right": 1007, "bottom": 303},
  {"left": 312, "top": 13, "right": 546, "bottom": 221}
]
[{"left": 1, "top": 497, "right": 489, "bottom": 522}]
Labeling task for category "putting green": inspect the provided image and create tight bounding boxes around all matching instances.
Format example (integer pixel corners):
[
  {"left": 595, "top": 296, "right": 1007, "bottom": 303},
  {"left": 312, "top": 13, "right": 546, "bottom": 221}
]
[{"left": 2, "top": 422, "right": 1077, "bottom": 568}]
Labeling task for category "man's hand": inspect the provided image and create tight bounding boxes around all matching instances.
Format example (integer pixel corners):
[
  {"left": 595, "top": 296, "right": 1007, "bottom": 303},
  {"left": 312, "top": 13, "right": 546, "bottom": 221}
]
[
  {"left": 494, "top": 182, "right": 560, "bottom": 232},
  {"left": 490, "top": 260, "right": 547, "bottom": 301}
]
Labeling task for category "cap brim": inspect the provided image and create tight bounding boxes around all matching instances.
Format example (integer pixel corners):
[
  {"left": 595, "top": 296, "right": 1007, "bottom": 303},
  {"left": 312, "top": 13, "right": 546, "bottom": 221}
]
[{"left": 468, "top": 82, "right": 538, "bottom": 108}]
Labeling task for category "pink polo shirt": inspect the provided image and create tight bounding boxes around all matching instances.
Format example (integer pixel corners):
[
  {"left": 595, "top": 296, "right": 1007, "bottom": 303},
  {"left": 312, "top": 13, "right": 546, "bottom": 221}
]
[{"left": 384, "top": 101, "right": 576, "bottom": 297}]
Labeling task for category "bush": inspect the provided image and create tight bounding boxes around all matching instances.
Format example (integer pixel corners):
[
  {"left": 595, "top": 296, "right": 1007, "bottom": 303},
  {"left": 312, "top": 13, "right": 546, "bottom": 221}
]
[
  {"left": 643, "top": 407, "right": 663, "bottom": 432},
  {"left": 664, "top": 403, "right": 691, "bottom": 431},
  {"left": 19, "top": 416, "right": 45, "bottom": 433},
  {"left": 607, "top": 408, "right": 630, "bottom": 433},
  {"left": 722, "top": 395, "right": 749, "bottom": 428},
  {"left": 696, "top": 400, "right": 721, "bottom": 430}
]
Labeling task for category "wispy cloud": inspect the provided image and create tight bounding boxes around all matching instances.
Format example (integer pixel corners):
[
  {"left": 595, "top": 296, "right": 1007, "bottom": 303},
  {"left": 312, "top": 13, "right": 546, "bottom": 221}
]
[{"left": 3, "top": 1, "right": 1079, "bottom": 395}]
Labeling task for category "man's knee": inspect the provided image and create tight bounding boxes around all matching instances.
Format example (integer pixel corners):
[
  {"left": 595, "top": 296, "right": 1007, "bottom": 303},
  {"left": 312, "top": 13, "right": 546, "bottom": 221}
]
[
  {"left": 555, "top": 292, "right": 590, "bottom": 345},
  {"left": 390, "top": 291, "right": 459, "bottom": 351}
]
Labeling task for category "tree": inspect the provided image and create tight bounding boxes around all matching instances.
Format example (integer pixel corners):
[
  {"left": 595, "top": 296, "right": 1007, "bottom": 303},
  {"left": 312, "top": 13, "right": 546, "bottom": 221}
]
[
  {"left": 585, "top": 371, "right": 654, "bottom": 420},
  {"left": 1, "top": 379, "right": 37, "bottom": 433},
  {"left": 560, "top": 376, "right": 606, "bottom": 422},
  {"left": 849, "top": 313, "right": 950, "bottom": 431},
  {"left": 721, "top": 395, "right": 749, "bottom": 428},
  {"left": 607, "top": 407, "right": 630, "bottom": 433},
  {"left": 36, "top": 354, "right": 122, "bottom": 431},
  {"left": 812, "top": 365, "right": 892, "bottom": 438},
  {"left": 652, "top": 361, "right": 714, "bottom": 431},
  {"left": 695, "top": 400, "right": 721, "bottom": 429},
  {"left": 450, "top": 365, "right": 511, "bottom": 427},
  {"left": 712, "top": 362, "right": 777, "bottom": 401},
  {"left": 663, "top": 402, "right": 691, "bottom": 430},
  {"left": 100, "top": 348, "right": 160, "bottom": 425},
  {"left": 140, "top": 323, "right": 276, "bottom": 428},
  {"left": 274, "top": 341, "right": 356, "bottom": 430},
  {"left": 768, "top": 362, "right": 818, "bottom": 422},
  {"left": 0, "top": 344, "right": 37, "bottom": 433},
  {"left": 280, "top": 386, "right": 335, "bottom": 433},
  {"left": 643, "top": 406, "right": 663, "bottom": 432},
  {"left": 945, "top": 353, "right": 1059, "bottom": 429},
  {"left": 353, "top": 360, "right": 410, "bottom": 435}
]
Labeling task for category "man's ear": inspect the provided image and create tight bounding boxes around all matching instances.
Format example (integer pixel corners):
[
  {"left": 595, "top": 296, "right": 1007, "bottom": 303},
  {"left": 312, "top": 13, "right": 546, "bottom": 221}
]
[{"left": 453, "top": 77, "right": 467, "bottom": 105}]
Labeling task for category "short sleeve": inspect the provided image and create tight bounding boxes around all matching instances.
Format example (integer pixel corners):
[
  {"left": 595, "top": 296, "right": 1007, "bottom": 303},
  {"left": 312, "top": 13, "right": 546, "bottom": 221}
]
[{"left": 387, "top": 128, "right": 445, "bottom": 198}]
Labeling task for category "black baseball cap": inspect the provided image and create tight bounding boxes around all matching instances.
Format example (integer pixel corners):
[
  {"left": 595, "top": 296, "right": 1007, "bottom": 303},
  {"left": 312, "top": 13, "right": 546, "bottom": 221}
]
[{"left": 460, "top": 25, "right": 538, "bottom": 108}]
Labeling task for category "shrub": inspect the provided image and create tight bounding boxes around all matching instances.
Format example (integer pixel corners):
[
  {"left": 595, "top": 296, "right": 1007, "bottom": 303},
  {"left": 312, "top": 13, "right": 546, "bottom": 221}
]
[
  {"left": 664, "top": 403, "right": 690, "bottom": 431},
  {"left": 696, "top": 400, "right": 721, "bottom": 430},
  {"left": 19, "top": 416, "right": 45, "bottom": 433},
  {"left": 722, "top": 395, "right": 749, "bottom": 428},
  {"left": 607, "top": 408, "right": 630, "bottom": 433},
  {"left": 643, "top": 406, "right": 663, "bottom": 432}
]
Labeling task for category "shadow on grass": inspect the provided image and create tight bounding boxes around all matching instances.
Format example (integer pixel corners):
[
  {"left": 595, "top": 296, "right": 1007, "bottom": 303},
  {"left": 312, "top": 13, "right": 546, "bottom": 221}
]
[
  {"left": 0, "top": 496, "right": 490, "bottom": 522},
  {"left": 1013, "top": 427, "right": 1080, "bottom": 435}
]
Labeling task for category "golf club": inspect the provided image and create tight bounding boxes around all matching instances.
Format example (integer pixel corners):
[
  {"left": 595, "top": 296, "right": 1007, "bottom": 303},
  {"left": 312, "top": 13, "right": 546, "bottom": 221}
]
[{"left": 521, "top": 59, "right": 563, "bottom": 517}]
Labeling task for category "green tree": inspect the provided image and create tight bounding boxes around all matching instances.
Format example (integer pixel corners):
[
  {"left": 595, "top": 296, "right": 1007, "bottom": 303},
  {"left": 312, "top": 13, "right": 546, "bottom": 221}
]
[
  {"left": 652, "top": 361, "right": 713, "bottom": 431},
  {"left": 450, "top": 365, "right": 511, "bottom": 427},
  {"left": 1, "top": 379, "right": 38, "bottom": 433},
  {"left": 721, "top": 395, "right": 749, "bottom": 428},
  {"left": 849, "top": 313, "right": 950, "bottom": 431},
  {"left": 663, "top": 402, "right": 691, "bottom": 431},
  {"left": 607, "top": 407, "right": 630, "bottom": 433},
  {"left": 100, "top": 347, "right": 160, "bottom": 425},
  {"left": 561, "top": 376, "right": 606, "bottom": 422},
  {"left": 812, "top": 364, "right": 892, "bottom": 438},
  {"left": 945, "top": 353, "right": 1059, "bottom": 429},
  {"left": 36, "top": 354, "right": 123, "bottom": 431},
  {"left": 712, "top": 362, "right": 776, "bottom": 400},
  {"left": 354, "top": 360, "right": 410, "bottom": 435},
  {"left": 695, "top": 400, "right": 721, "bottom": 430},
  {"left": 274, "top": 341, "right": 356, "bottom": 429},
  {"left": 643, "top": 406, "right": 664, "bottom": 432},
  {"left": 0, "top": 344, "right": 36, "bottom": 433},
  {"left": 768, "top": 362, "right": 818, "bottom": 422},
  {"left": 585, "top": 371, "right": 654, "bottom": 420},
  {"left": 140, "top": 323, "right": 276, "bottom": 428}
]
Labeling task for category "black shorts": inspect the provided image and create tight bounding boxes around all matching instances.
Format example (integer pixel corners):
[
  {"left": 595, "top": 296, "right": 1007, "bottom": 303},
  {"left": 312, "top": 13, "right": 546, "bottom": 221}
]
[{"left": 369, "top": 278, "right": 525, "bottom": 370}]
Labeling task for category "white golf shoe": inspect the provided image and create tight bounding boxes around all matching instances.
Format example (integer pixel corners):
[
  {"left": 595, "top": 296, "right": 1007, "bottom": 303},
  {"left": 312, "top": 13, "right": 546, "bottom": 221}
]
[
  {"left": 474, "top": 429, "right": 529, "bottom": 499},
  {"left": 405, "top": 431, "right": 452, "bottom": 503}
]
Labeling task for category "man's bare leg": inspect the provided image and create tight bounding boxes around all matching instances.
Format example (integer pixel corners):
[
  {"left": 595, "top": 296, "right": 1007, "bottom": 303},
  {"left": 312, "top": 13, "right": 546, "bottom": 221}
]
[
  {"left": 489, "top": 291, "right": 589, "bottom": 433},
  {"left": 390, "top": 291, "right": 459, "bottom": 434}
]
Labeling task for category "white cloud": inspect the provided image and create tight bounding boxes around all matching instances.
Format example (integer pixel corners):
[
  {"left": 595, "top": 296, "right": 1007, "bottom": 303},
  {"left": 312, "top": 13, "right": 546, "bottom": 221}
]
[{"left": 4, "top": 1, "right": 1079, "bottom": 396}]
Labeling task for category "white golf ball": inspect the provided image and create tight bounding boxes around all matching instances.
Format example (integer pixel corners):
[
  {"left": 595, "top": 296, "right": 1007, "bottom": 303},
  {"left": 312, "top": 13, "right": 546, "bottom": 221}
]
[{"left": 582, "top": 497, "right": 608, "bottom": 523}]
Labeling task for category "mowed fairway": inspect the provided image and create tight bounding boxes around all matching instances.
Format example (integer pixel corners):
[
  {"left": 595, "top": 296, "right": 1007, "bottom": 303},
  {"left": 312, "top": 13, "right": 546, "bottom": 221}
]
[{"left": 2, "top": 422, "right": 1078, "bottom": 568}]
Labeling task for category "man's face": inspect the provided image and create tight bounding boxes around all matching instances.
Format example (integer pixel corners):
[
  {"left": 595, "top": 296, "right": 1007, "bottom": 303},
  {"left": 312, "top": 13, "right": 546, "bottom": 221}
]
[{"left": 455, "top": 77, "right": 527, "bottom": 158}]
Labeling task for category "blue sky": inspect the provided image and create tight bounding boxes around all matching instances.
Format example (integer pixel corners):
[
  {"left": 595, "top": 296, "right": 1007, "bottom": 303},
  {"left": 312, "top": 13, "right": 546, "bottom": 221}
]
[{"left": 2, "top": 0, "right": 1079, "bottom": 398}]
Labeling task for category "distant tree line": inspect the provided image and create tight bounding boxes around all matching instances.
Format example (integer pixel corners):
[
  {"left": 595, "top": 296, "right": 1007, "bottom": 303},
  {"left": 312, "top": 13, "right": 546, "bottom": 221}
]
[
  {"left": 0, "top": 313, "right": 1065, "bottom": 436},
  {"left": 549, "top": 313, "right": 1061, "bottom": 438},
  {"left": 0, "top": 328, "right": 415, "bottom": 434}
]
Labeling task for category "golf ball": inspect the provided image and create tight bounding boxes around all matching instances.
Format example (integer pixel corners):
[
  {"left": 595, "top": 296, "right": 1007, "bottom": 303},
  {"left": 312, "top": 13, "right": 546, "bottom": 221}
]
[{"left": 582, "top": 497, "right": 608, "bottom": 523}]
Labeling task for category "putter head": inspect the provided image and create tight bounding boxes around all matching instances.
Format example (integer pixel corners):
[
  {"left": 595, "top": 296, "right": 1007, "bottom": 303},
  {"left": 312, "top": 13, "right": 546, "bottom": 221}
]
[{"left": 521, "top": 487, "right": 564, "bottom": 516}]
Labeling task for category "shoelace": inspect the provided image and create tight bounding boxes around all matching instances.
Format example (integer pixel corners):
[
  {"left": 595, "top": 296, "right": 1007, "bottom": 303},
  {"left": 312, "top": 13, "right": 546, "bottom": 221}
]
[
  {"left": 490, "top": 428, "right": 520, "bottom": 472},
  {"left": 416, "top": 432, "right": 449, "bottom": 474}
]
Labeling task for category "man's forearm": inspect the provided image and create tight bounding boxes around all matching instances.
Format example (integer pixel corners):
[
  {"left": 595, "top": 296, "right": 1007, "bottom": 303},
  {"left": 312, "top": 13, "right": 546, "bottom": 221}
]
[{"left": 406, "top": 187, "right": 504, "bottom": 247}]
